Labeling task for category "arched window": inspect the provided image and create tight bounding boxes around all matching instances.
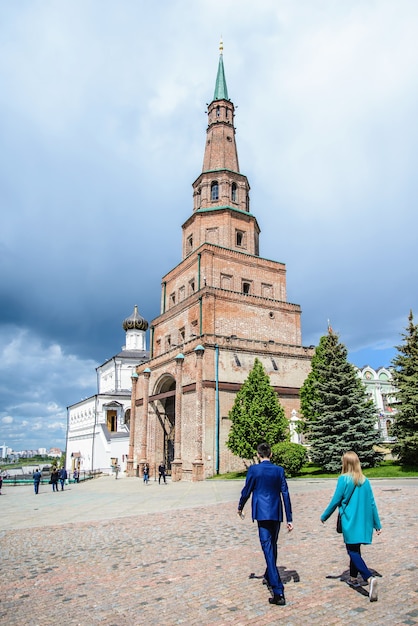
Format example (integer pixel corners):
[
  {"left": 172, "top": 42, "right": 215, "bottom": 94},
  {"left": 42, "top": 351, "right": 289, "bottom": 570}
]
[
  {"left": 216, "top": 105, "right": 220, "bottom": 117},
  {"left": 231, "top": 182, "right": 237, "bottom": 202},
  {"left": 211, "top": 181, "right": 219, "bottom": 201}
]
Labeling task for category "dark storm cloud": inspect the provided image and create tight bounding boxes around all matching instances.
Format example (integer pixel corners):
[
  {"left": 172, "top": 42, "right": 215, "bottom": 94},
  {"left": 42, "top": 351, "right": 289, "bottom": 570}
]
[{"left": 1, "top": 0, "right": 417, "bottom": 450}]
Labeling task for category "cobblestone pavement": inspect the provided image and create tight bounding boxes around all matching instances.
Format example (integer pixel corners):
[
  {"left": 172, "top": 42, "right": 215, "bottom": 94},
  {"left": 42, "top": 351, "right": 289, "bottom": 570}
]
[{"left": 0, "top": 477, "right": 417, "bottom": 626}]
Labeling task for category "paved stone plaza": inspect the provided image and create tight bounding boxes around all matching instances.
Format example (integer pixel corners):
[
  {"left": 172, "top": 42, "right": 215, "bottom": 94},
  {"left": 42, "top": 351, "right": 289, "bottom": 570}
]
[{"left": 0, "top": 476, "right": 417, "bottom": 625}]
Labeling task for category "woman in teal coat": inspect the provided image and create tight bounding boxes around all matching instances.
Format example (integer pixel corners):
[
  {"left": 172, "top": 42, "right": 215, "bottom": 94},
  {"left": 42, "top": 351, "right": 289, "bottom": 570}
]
[{"left": 321, "top": 451, "right": 382, "bottom": 602}]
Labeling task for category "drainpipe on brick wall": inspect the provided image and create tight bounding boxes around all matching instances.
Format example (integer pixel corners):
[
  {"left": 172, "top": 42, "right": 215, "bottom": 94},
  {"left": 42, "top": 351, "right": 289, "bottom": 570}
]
[
  {"left": 199, "top": 297, "right": 203, "bottom": 335},
  {"left": 197, "top": 252, "right": 201, "bottom": 290},
  {"left": 215, "top": 344, "right": 220, "bottom": 474}
]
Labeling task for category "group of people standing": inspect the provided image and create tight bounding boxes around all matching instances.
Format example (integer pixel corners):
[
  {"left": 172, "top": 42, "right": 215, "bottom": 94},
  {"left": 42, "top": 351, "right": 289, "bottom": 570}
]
[
  {"left": 238, "top": 444, "right": 382, "bottom": 606},
  {"left": 33, "top": 467, "right": 70, "bottom": 494}
]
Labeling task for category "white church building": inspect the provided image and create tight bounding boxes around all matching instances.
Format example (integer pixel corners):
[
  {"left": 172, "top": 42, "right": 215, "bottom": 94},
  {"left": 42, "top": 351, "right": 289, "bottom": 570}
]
[{"left": 65, "top": 306, "right": 149, "bottom": 476}]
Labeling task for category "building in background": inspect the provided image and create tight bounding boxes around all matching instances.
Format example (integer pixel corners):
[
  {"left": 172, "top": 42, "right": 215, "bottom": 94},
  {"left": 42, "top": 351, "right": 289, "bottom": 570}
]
[
  {"left": 66, "top": 306, "right": 149, "bottom": 475},
  {"left": 129, "top": 46, "right": 314, "bottom": 481},
  {"left": 356, "top": 365, "right": 398, "bottom": 442}
]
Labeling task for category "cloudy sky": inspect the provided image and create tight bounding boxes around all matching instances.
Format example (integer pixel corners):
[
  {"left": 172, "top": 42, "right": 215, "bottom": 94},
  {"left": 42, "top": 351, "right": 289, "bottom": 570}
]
[{"left": 1, "top": 0, "right": 417, "bottom": 453}]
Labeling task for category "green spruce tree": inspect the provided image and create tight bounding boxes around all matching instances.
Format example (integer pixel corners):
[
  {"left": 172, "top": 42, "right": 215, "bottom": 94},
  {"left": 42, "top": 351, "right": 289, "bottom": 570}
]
[
  {"left": 300, "top": 329, "right": 382, "bottom": 471},
  {"left": 392, "top": 311, "right": 418, "bottom": 465},
  {"left": 227, "top": 358, "right": 288, "bottom": 461}
]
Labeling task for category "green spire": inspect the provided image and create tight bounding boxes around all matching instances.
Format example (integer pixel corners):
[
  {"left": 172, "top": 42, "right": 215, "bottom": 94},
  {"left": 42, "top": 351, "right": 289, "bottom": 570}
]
[{"left": 213, "top": 40, "right": 229, "bottom": 101}]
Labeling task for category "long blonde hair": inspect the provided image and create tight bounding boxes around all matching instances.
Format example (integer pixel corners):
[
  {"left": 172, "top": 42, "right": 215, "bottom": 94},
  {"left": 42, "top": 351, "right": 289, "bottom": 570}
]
[{"left": 341, "top": 451, "right": 365, "bottom": 485}]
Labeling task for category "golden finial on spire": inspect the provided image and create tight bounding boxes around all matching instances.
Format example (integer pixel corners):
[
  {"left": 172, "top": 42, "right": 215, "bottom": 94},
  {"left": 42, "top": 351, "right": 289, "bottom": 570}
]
[{"left": 219, "top": 37, "right": 223, "bottom": 55}]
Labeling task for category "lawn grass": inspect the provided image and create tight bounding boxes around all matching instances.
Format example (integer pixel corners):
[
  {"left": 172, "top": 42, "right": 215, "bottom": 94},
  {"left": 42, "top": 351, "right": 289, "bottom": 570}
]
[
  {"left": 210, "top": 460, "right": 418, "bottom": 480},
  {"left": 295, "top": 460, "right": 418, "bottom": 479}
]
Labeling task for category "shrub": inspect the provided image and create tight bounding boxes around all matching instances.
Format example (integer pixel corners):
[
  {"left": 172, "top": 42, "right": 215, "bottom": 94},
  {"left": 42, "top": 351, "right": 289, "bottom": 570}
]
[{"left": 270, "top": 442, "right": 308, "bottom": 477}]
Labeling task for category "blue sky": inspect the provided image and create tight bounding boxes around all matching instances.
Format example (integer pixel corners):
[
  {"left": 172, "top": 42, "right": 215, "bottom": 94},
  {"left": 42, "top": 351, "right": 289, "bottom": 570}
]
[{"left": 1, "top": 0, "right": 417, "bottom": 452}]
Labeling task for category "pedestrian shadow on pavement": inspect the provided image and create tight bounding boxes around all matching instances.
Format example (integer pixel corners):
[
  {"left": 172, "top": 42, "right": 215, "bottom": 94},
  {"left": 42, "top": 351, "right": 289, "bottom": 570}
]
[
  {"left": 249, "top": 565, "right": 300, "bottom": 584},
  {"left": 326, "top": 568, "right": 382, "bottom": 598}
]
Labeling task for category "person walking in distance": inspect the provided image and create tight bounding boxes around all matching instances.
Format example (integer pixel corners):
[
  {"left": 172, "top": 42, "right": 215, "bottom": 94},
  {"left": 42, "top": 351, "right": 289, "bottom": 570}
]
[
  {"left": 158, "top": 462, "right": 166, "bottom": 484},
  {"left": 33, "top": 468, "right": 42, "bottom": 495},
  {"left": 237, "top": 442, "right": 293, "bottom": 606},
  {"left": 143, "top": 463, "right": 150, "bottom": 485},
  {"left": 321, "top": 451, "right": 382, "bottom": 602}
]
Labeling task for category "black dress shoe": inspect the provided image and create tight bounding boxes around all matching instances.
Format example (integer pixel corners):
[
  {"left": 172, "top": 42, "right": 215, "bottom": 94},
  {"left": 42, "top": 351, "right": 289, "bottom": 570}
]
[{"left": 269, "top": 594, "right": 286, "bottom": 605}]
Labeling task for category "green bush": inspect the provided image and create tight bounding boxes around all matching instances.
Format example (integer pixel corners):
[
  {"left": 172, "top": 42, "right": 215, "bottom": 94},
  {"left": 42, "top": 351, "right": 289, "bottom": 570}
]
[{"left": 271, "top": 442, "right": 308, "bottom": 477}]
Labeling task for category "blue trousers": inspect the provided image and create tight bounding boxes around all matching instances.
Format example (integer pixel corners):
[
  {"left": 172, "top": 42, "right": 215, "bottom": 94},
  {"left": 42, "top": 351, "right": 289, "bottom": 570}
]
[
  {"left": 346, "top": 543, "right": 373, "bottom": 581},
  {"left": 257, "top": 520, "right": 283, "bottom": 595}
]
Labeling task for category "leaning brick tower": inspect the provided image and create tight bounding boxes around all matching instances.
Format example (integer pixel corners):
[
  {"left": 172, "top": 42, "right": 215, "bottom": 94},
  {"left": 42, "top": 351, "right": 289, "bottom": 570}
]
[{"left": 128, "top": 44, "right": 313, "bottom": 481}]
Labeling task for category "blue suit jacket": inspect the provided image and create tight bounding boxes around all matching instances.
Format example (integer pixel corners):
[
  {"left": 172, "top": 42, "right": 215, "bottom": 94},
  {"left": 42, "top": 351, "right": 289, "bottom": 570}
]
[{"left": 238, "top": 460, "right": 292, "bottom": 523}]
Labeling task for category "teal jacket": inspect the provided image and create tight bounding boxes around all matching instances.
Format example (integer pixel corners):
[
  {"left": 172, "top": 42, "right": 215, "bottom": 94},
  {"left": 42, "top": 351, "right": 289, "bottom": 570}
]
[{"left": 321, "top": 474, "right": 381, "bottom": 544}]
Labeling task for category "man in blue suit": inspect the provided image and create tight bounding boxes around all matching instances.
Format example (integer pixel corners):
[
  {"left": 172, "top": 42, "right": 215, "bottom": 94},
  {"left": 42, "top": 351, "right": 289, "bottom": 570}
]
[{"left": 238, "top": 442, "right": 293, "bottom": 606}]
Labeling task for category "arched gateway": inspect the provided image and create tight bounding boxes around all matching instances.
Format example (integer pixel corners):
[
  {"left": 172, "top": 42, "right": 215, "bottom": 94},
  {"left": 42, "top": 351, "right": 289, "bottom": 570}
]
[{"left": 150, "top": 375, "right": 176, "bottom": 474}]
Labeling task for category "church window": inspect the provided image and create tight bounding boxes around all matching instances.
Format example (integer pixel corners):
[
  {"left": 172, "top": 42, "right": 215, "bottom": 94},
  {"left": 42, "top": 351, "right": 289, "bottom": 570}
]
[
  {"left": 179, "top": 327, "right": 185, "bottom": 343},
  {"left": 197, "top": 187, "right": 201, "bottom": 208},
  {"left": 179, "top": 285, "right": 185, "bottom": 301},
  {"left": 271, "top": 358, "right": 278, "bottom": 371},
  {"left": 216, "top": 105, "right": 220, "bottom": 117},
  {"left": 211, "top": 181, "right": 219, "bottom": 201},
  {"left": 242, "top": 281, "right": 251, "bottom": 295},
  {"left": 246, "top": 193, "right": 250, "bottom": 211},
  {"left": 236, "top": 230, "right": 246, "bottom": 248},
  {"left": 231, "top": 182, "right": 237, "bottom": 202},
  {"left": 234, "top": 354, "right": 241, "bottom": 366},
  {"left": 165, "top": 335, "right": 171, "bottom": 350},
  {"left": 382, "top": 394, "right": 391, "bottom": 411},
  {"left": 187, "top": 235, "right": 193, "bottom": 254},
  {"left": 170, "top": 292, "right": 176, "bottom": 306},
  {"left": 189, "top": 278, "right": 195, "bottom": 294}
]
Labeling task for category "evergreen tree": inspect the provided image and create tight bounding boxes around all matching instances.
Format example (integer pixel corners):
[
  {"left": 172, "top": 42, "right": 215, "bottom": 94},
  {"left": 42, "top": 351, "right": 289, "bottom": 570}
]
[
  {"left": 391, "top": 311, "right": 418, "bottom": 465},
  {"left": 300, "top": 329, "right": 382, "bottom": 472},
  {"left": 227, "top": 358, "right": 288, "bottom": 461}
]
